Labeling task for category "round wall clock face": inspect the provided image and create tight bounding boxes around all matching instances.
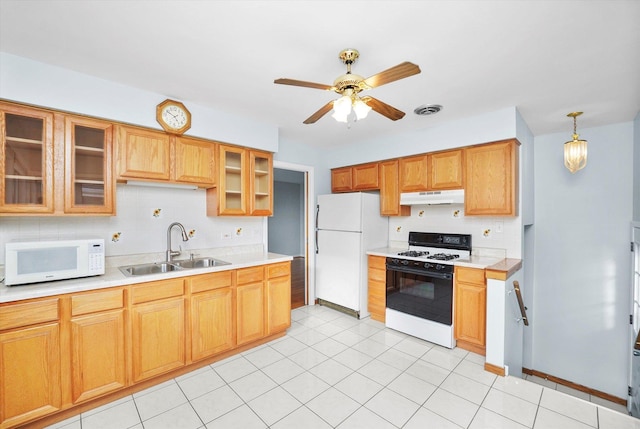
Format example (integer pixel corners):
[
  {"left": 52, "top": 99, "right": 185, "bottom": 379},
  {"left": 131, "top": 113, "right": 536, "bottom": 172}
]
[{"left": 156, "top": 100, "right": 191, "bottom": 134}]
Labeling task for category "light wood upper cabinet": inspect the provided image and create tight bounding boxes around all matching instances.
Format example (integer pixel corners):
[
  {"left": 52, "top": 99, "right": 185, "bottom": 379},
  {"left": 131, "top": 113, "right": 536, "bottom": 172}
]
[
  {"left": 379, "top": 159, "right": 410, "bottom": 216},
  {"left": 0, "top": 298, "right": 62, "bottom": 428},
  {"left": 249, "top": 149, "right": 273, "bottom": 216},
  {"left": 207, "top": 145, "right": 273, "bottom": 216},
  {"left": 352, "top": 162, "right": 379, "bottom": 190},
  {"left": 429, "top": 149, "right": 463, "bottom": 190},
  {"left": 454, "top": 266, "right": 486, "bottom": 355},
  {"left": 331, "top": 166, "right": 352, "bottom": 193},
  {"left": 367, "top": 255, "right": 387, "bottom": 322},
  {"left": 465, "top": 139, "right": 519, "bottom": 216},
  {"left": 0, "top": 102, "right": 55, "bottom": 215},
  {"left": 399, "top": 154, "right": 429, "bottom": 192},
  {"left": 116, "top": 125, "right": 171, "bottom": 181},
  {"left": 64, "top": 115, "right": 115, "bottom": 214},
  {"left": 174, "top": 136, "right": 216, "bottom": 186}
]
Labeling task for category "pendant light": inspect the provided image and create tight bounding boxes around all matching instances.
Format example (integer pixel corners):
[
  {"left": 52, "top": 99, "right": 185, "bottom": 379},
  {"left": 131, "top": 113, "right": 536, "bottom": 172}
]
[{"left": 564, "top": 112, "right": 588, "bottom": 173}]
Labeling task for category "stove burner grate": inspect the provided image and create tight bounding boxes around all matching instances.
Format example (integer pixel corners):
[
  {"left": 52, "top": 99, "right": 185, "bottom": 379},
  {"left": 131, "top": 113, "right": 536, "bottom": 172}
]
[
  {"left": 428, "top": 253, "right": 460, "bottom": 261},
  {"left": 397, "top": 250, "right": 429, "bottom": 257}
]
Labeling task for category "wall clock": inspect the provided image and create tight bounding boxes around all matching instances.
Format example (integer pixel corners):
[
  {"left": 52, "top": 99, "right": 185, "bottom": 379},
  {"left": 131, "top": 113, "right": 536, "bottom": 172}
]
[{"left": 156, "top": 99, "right": 191, "bottom": 135}]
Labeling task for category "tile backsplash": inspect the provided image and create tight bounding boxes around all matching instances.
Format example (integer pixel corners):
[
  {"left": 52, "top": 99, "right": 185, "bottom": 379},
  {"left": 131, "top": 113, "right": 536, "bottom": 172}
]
[
  {"left": 387, "top": 204, "right": 521, "bottom": 258},
  {"left": 0, "top": 184, "right": 265, "bottom": 263}
]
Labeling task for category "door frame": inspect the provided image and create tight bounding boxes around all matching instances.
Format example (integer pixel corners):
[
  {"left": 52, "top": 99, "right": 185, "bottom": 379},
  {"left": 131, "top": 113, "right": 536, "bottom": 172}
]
[{"left": 267, "top": 160, "right": 315, "bottom": 306}]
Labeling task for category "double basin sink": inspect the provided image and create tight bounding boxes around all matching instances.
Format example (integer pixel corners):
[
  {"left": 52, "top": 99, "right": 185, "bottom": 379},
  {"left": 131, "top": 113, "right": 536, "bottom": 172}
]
[{"left": 119, "top": 257, "right": 231, "bottom": 277}]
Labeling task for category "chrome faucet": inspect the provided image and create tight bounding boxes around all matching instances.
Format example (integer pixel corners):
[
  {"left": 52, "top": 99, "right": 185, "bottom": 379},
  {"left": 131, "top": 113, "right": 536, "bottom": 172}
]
[{"left": 166, "top": 222, "right": 189, "bottom": 261}]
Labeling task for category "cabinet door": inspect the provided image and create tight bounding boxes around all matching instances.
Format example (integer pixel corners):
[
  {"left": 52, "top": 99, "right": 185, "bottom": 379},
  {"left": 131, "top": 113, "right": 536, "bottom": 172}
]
[
  {"left": 454, "top": 267, "right": 486, "bottom": 354},
  {"left": 367, "top": 255, "right": 387, "bottom": 322},
  {"left": 465, "top": 139, "right": 518, "bottom": 216},
  {"left": 430, "top": 149, "right": 463, "bottom": 190},
  {"left": 174, "top": 136, "right": 216, "bottom": 187},
  {"left": 131, "top": 297, "right": 185, "bottom": 382},
  {"left": 249, "top": 150, "right": 273, "bottom": 216},
  {"left": 0, "top": 102, "right": 54, "bottom": 214},
  {"left": 379, "top": 160, "right": 410, "bottom": 216},
  {"left": 116, "top": 125, "right": 171, "bottom": 181},
  {"left": 0, "top": 323, "right": 61, "bottom": 428},
  {"left": 352, "top": 162, "right": 379, "bottom": 190},
  {"left": 399, "top": 154, "right": 428, "bottom": 192},
  {"left": 236, "top": 282, "right": 264, "bottom": 345},
  {"left": 218, "top": 145, "right": 247, "bottom": 215},
  {"left": 331, "top": 167, "right": 352, "bottom": 193},
  {"left": 64, "top": 116, "right": 115, "bottom": 214},
  {"left": 191, "top": 288, "right": 234, "bottom": 361},
  {"left": 266, "top": 273, "right": 291, "bottom": 335},
  {"left": 70, "top": 309, "right": 126, "bottom": 403}
]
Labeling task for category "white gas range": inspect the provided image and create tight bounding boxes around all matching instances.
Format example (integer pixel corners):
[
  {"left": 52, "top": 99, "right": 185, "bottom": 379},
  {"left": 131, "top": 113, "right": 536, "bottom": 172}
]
[{"left": 385, "top": 232, "right": 472, "bottom": 348}]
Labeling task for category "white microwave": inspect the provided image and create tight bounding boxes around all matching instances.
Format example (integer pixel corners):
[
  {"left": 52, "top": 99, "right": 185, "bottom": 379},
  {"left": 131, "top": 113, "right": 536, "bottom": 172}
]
[{"left": 4, "top": 239, "right": 105, "bottom": 286}]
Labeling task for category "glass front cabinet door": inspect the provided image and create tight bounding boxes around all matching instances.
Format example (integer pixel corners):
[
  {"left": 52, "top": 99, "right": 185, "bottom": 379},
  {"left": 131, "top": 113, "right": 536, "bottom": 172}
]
[
  {"left": 0, "top": 103, "right": 54, "bottom": 214},
  {"left": 64, "top": 116, "right": 114, "bottom": 214}
]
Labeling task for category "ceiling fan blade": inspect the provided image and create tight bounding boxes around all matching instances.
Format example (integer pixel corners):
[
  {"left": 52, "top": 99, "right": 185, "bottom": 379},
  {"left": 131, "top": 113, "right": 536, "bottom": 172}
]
[
  {"left": 362, "top": 96, "right": 406, "bottom": 121},
  {"left": 303, "top": 101, "right": 334, "bottom": 124},
  {"left": 362, "top": 62, "right": 421, "bottom": 89},
  {"left": 274, "top": 78, "right": 334, "bottom": 91}
]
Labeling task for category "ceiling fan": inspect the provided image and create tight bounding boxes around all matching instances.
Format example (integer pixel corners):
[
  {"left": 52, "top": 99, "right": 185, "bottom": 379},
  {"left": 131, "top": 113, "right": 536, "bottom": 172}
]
[{"left": 274, "top": 49, "right": 421, "bottom": 124}]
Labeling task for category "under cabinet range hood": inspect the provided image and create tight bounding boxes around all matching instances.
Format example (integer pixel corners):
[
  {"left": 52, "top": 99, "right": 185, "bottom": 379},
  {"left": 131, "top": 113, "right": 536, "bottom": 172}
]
[{"left": 400, "top": 189, "right": 465, "bottom": 205}]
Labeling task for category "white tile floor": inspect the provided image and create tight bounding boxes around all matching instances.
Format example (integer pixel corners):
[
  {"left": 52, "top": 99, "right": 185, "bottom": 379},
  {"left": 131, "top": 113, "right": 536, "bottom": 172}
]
[{"left": 46, "top": 305, "right": 639, "bottom": 429}]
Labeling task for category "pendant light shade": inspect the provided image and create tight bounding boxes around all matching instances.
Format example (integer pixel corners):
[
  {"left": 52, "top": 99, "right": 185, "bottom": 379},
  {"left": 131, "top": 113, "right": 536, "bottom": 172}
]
[{"left": 564, "top": 112, "right": 588, "bottom": 173}]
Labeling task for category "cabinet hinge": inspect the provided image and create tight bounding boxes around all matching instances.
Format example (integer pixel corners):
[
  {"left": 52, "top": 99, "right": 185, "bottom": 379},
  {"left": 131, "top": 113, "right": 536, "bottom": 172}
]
[
  {"left": 631, "top": 315, "right": 634, "bottom": 325},
  {"left": 630, "top": 386, "right": 633, "bottom": 396},
  {"left": 632, "top": 242, "right": 635, "bottom": 252}
]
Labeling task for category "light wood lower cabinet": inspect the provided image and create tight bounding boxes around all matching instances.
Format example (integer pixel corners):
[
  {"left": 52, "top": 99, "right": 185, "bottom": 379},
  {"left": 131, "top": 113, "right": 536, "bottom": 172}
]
[
  {"left": 131, "top": 279, "right": 186, "bottom": 383},
  {"left": 367, "top": 255, "right": 387, "bottom": 322},
  {"left": 188, "top": 271, "right": 234, "bottom": 361},
  {"left": 0, "top": 262, "right": 291, "bottom": 429},
  {"left": 236, "top": 266, "right": 265, "bottom": 346},
  {"left": 266, "top": 262, "right": 292, "bottom": 334},
  {"left": 454, "top": 266, "right": 486, "bottom": 355},
  {"left": 0, "top": 299, "right": 62, "bottom": 429}
]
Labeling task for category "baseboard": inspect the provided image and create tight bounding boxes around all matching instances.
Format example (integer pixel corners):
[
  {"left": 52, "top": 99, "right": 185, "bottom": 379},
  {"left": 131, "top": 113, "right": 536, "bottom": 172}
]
[
  {"left": 522, "top": 367, "right": 626, "bottom": 406},
  {"left": 485, "top": 362, "right": 506, "bottom": 376}
]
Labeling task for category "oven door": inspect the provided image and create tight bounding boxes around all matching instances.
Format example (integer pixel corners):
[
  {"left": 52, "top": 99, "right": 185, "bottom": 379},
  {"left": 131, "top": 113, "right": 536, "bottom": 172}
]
[{"left": 386, "top": 263, "right": 453, "bottom": 326}]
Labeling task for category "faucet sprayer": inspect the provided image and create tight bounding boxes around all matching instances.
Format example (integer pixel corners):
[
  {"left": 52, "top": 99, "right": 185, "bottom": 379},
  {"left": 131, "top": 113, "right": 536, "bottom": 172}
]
[{"left": 166, "top": 222, "right": 189, "bottom": 261}]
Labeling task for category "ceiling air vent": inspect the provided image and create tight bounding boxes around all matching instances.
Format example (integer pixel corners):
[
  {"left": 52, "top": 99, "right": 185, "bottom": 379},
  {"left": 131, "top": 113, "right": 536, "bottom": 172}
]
[{"left": 414, "top": 104, "right": 442, "bottom": 116}]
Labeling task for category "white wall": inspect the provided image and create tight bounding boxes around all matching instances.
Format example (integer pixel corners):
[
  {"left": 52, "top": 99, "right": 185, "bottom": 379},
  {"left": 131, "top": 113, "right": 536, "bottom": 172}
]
[
  {"left": 0, "top": 53, "right": 278, "bottom": 152},
  {"left": 634, "top": 112, "right": 640, "bottom": 222},
  {"left": 0, "top": 185, "right": 264, "bottom": 262},
  {"left": 532, "top": 122, "right": 634, "bottom": 398}
]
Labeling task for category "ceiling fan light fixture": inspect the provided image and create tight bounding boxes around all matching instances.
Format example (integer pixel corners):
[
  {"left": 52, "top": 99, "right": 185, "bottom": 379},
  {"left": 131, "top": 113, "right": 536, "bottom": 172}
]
[
  {"left": 333, "top": 94, "right": 352, "bottom": 117},
  {"left": 353, "top": 97, "right": 371, "bottom": 120}
]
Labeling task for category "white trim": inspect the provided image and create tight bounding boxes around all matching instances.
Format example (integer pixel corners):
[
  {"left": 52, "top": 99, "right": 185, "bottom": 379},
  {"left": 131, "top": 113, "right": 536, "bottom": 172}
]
[{"left": 272, "top": 160, "right": 315, "bottom": 306}]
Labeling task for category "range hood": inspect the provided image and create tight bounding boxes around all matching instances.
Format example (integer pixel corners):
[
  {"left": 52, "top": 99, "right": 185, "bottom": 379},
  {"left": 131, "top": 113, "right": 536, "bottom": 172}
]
[{"left": 400, "top": 189, "right": 465, "bottom": 205}]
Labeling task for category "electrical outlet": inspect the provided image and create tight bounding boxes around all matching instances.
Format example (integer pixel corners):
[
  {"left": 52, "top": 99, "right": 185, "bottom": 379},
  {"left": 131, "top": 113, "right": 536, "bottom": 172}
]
[
  {"left": 495, "top": 221, "right": 503, "bottom": 233},
  {"left": 221, "top": 231, "right": 231, "bottom": 240}
]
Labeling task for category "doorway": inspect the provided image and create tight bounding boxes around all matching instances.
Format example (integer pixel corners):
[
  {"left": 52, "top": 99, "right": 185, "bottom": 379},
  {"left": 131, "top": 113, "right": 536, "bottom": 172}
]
[{"left": 268, "top": 162, "right": 314, "bottom": 309}]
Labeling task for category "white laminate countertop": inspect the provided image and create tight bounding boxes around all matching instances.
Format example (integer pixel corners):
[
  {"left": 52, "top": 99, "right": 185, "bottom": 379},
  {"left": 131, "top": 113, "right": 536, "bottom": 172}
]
[
  {"left": 0, "top": 252, "right": 293, "bottom": 304},
  {"left": 367, "top": 247, "right": 508, "bottom": 270}
]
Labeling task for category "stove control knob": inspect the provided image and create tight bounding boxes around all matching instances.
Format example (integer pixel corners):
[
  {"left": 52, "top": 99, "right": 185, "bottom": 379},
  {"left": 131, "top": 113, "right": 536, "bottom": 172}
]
[
  {"left": 401, "top": 260, "right": 409, "bottom": 265},
  {"left": 436, "top": 264, "right": 445, "bottom": 270},
  {"left": 424, "top": 263, "right": 433, "bottom": 270}
]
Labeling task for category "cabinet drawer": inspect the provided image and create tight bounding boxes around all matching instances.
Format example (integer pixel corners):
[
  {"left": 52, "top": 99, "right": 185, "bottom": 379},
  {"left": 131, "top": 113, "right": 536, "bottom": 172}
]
[
  {"left": 188, "top": 271, "right": 233, "bottom": 294},
  {"left": 237, "top": 266, "right": 264, "bottom": 285},
  {"left": 368, "top": 255, "right": 386, "bottom": 270},
  {"left": 72, "top": 288, "right": 124, "bottom": 316},
  {"left": 455, "top": 267, "right": 485, "bottom": 284},
  {"left": 132, "top": 278, "right": 184, "bottom": 304},
  {"left": 0, "top": 298, "right": 59, "bottom": 330},
  {"left": 267, "top": 262, "right": 290, "bottom": 279}
]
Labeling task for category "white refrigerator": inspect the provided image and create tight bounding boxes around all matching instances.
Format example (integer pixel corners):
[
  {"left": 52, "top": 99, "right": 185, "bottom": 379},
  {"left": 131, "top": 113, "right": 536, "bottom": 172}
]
[{"left": 315, "top": 192, "right": 389, "bottom": 318}]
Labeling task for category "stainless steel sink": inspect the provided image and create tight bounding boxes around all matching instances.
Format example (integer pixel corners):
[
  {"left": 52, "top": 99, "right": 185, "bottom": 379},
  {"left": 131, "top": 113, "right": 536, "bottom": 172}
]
[
  {"left": 119, "top": 262, "right": 182, "bottom": 277},
  {"left": 173, "top": 257, "right": 231, "bottom": 269},
  {"left": 119, "top": 258, "right": 231, "bottom": 277}
]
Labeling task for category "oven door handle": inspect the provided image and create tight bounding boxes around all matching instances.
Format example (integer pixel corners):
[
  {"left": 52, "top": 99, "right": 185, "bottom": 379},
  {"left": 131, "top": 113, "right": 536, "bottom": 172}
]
[{"left": 386, "top": 265, "right": 453, "bottom": 280}]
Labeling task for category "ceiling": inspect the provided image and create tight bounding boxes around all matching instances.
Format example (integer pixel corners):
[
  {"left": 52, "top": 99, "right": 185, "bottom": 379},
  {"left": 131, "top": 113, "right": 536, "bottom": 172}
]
[{"left": 1, "top": 0, "right": 639, "bottom": 149}]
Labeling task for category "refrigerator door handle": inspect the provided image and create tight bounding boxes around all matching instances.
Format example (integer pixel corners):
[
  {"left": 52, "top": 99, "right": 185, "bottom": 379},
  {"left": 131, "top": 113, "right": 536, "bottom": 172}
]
[{"left": 315, "top": 204, "right": 320, "bottom": 254}]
